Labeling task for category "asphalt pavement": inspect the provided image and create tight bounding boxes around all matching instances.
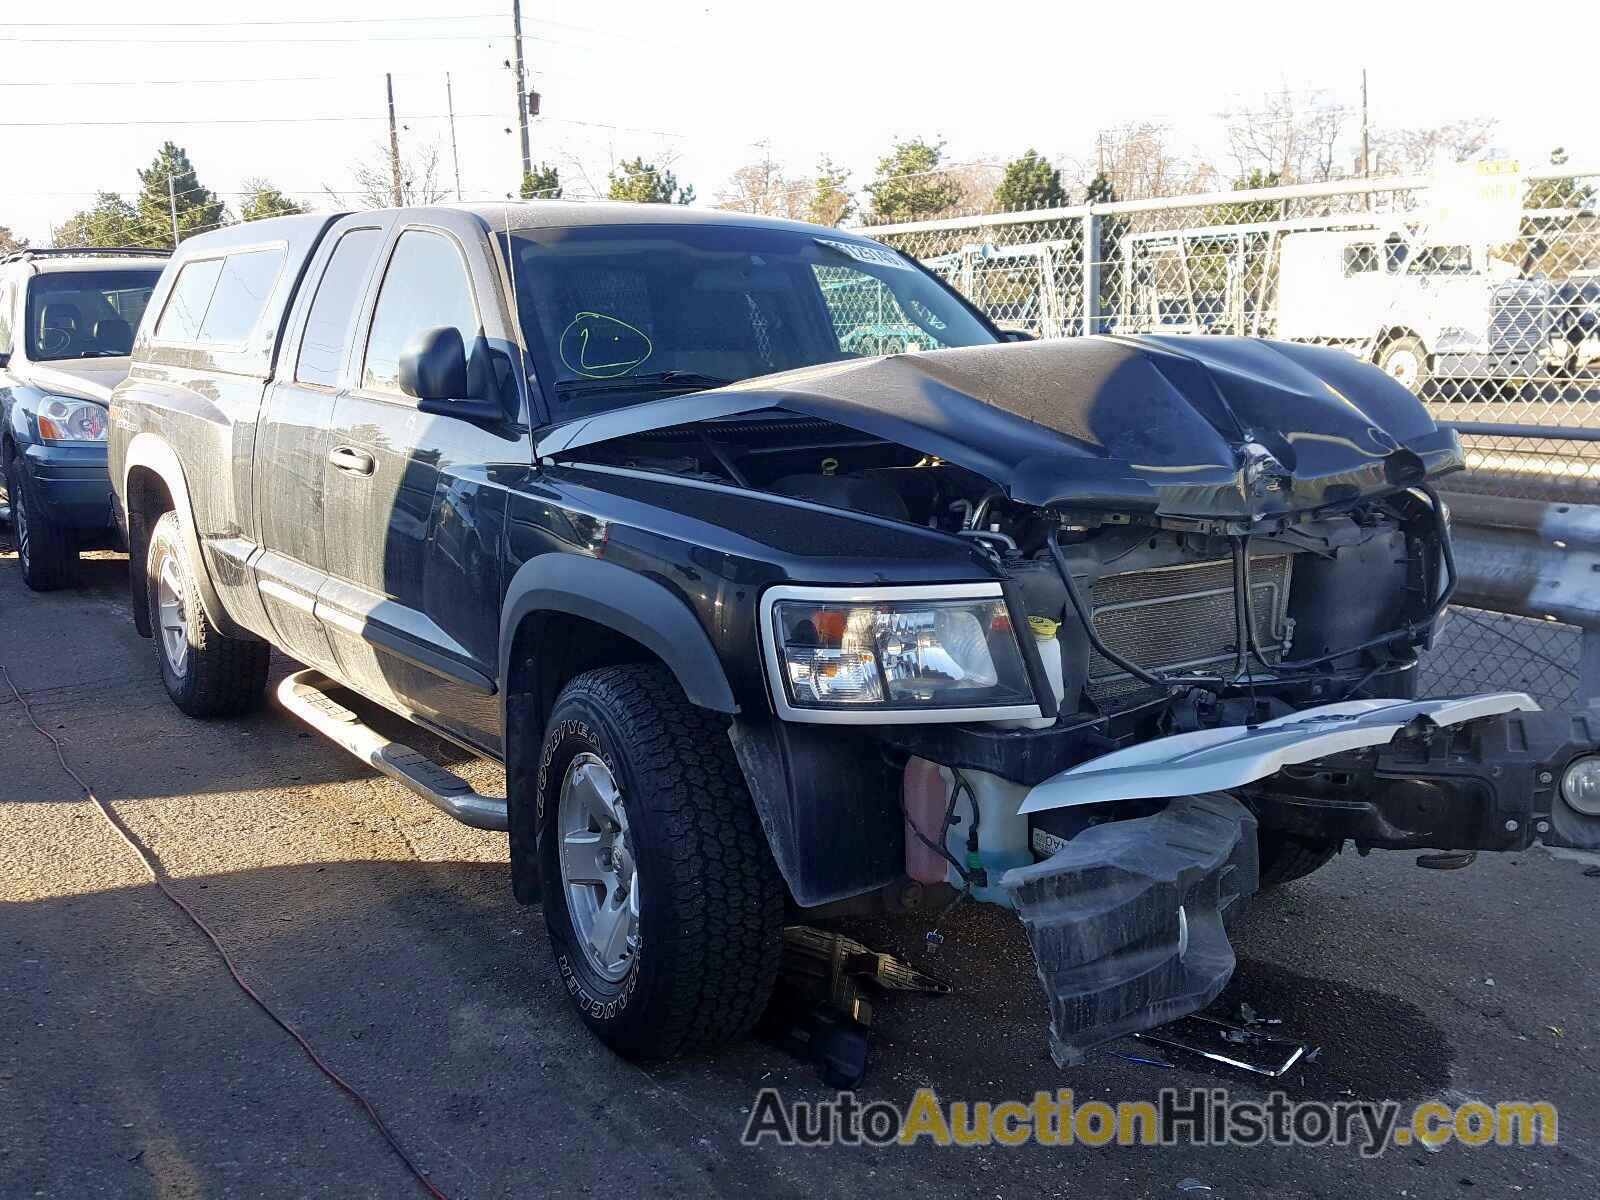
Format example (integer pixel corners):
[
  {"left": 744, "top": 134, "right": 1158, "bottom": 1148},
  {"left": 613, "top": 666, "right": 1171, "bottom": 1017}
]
[{"left": 2, "top": 541, "right": 1597, "bottom": 1199}]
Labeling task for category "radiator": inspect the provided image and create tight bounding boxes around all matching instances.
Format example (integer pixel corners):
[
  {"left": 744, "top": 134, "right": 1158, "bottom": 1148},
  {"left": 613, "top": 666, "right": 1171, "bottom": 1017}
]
[{"left": 1085, "top": 556, "right": 1294, "bottom": 708}]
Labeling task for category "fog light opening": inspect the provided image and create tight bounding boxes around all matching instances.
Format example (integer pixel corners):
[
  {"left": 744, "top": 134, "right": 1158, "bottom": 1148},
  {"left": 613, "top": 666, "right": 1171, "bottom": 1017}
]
[{"left": 1560, "top": 755, "right": 1600, "bottom": 817}]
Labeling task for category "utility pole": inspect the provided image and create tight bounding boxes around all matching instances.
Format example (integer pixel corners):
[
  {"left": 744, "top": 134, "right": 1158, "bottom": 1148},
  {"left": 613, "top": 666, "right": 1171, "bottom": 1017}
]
[
  {"left": 386, "top": 73, "right": 404, "bottom": 206},
  {"left": 1359, "top": 68, "right": 1370, "bottom": 178},
  {"left": 511, "top": 0, "right": 532, "bottom": 185},
  {"left": 446, "top": 72, "right": 463, "bottom": 201},
  {"left": 167, "top": 173, "right": 180, "bottom": 247}
]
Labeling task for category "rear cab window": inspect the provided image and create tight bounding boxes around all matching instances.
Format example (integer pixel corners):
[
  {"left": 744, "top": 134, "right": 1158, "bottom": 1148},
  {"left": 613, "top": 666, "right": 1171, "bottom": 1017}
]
[{"left": 154, "top": 247, "right": 286, "bottom": 347}]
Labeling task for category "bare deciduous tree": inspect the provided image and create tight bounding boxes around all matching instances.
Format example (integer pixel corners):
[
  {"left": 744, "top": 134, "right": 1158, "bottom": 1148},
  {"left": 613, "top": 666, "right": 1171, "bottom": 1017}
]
[
  {"left": 1221, "top": 90, "right": 1347, "bottom": 184},
  {"left": 1085, "top": 124, "right": 1209, "bottom": 200},
  {"left": 1369, "top": 118, "right": 1499, "bottom": 176},
  {"left": 325, "top": 140, "right": 449, "bottom": 208},
  {"left": 715, "top": 142, "right": 809, "bottom": 219}
]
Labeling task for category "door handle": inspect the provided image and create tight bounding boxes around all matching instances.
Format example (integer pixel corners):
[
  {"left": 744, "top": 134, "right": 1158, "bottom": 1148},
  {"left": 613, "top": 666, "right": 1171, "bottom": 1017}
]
[{"left": 329, "top": 446, "right": 375, "bottom": 476}]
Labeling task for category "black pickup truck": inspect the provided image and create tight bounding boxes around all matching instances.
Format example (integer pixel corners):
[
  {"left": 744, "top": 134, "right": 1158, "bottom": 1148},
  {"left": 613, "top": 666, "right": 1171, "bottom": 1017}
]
[{"left": 109, "top": 204, "right": 1600, "bottom": 1065}]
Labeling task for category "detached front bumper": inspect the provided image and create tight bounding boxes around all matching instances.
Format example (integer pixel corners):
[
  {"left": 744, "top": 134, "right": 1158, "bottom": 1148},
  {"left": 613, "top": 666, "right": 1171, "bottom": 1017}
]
[
  {"left": 1004, "top": 694, "right": 1600, "bottom": 1063},
  {"left": 1004, "top": 793, "right": 1258, "bottom": 1067}
]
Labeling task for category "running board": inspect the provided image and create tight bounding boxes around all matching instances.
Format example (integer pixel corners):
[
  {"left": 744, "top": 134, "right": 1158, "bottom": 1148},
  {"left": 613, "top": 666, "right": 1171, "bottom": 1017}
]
[{"left": 276, "top": 669, "right": 508, "bottom": 832}]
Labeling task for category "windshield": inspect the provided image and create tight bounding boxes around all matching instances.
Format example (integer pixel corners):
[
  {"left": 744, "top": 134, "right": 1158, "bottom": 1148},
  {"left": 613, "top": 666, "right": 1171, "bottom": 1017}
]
[
  {"left": 499, "top": 223, "right": 998, "bottom": 421},
  {"left": 25, "top": 268, "right": 161, "bottom": 361}
]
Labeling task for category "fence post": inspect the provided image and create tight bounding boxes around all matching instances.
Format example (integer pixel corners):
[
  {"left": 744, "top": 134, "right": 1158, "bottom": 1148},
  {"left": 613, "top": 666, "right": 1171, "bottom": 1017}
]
[
  {"left": 1581, "top": 629, "right": 1600, "bottom": 707},
  {"left": 1081, "top": 211, "right": 1101, "bottom": 336}
]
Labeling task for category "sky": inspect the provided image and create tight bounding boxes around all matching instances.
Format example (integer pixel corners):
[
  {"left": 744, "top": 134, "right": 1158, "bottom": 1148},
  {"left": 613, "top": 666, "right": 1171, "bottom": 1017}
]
[{"left": 3, "top": 0, "right": 1597, "bottom": 242}]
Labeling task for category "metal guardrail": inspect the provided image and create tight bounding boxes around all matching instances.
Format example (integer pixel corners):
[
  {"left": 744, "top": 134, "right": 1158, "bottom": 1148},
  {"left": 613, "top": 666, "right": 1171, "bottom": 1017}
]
[{"left": 1435, "top": 486, "right": 1600, "bottom": 705}]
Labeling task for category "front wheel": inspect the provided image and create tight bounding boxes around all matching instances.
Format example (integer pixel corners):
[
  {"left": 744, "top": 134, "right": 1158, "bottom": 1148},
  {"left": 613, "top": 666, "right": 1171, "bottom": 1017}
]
[
  {"left": 7, "top": 450, "right": 78, "bottom": 591},
  {"left": 1377, "top": 335, "right": 1431, "bottom": 395},
  {"left": 1257, "top": 833, "right": 1341, "bottom": 890},
  {"left": 536, "top": 663, "right": 785, "bottom": 1058},
  {"left": 145, "top": 511, "right": 270, "bottom": 717}
]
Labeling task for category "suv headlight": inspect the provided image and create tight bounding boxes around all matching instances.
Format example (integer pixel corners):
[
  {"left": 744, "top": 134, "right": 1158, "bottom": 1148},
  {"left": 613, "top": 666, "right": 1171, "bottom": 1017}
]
[
  {"left": 36, "top": 396, "right": 108, "bottom": 443},
  {"left": 760, "top": 584, "right": 1040, "bottom": 723}
]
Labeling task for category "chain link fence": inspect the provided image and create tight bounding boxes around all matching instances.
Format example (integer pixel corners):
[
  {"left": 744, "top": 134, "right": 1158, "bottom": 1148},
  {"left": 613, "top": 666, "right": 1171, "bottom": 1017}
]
[{"left": 867, "top": 168, "right": 1600, "bottom": 707}]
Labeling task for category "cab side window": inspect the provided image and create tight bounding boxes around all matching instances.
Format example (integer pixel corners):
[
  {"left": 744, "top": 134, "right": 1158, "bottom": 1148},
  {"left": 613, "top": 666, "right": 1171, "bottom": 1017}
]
[
  {"left": 296, "top": 227, "right": 384, "bottom": 387},
  {"left": 155, "top": 258, "right": 224, "bottom": 343},
  {"left": 361, "top": 230, "right": 480, "bottom": 396}
]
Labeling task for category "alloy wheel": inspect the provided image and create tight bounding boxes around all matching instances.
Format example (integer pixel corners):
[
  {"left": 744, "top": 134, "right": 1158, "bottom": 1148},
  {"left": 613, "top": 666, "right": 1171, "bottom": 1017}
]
[
  {"left": 557, "top": 752, "right": 641, "bottom": 981},
  {"left": 156, "top": 552, "right": 189, "bottom": 677}
]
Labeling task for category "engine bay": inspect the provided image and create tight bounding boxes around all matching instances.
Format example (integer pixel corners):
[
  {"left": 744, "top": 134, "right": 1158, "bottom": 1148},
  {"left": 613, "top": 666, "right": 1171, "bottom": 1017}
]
[{"left": 556, "top": 410, "right": 1451, "bottom": 720}]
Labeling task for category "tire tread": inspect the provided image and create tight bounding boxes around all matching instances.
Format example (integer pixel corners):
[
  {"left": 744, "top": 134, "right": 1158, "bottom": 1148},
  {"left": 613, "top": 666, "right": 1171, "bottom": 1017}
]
[{"left": 546, "top": 663, "right": 784, "bottom": 1057}]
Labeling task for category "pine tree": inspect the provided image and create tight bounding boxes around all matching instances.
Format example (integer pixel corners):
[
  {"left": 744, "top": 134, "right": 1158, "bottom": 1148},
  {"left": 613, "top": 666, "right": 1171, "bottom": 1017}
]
[
  {"left": 607, "top": 158, "right": 694, "bottom": 205},
  {"left": 239, "top": 179, "right": 307, "bottom": 222},
  {"left": 521, "top": 163, "right": 562, "bottom": 200},
  {"left": 993, "top": 149, "right": 1065, "bottom": 212},
  {"left": 135, "top": 142, "right": 227, "bottom": 248},
  {"left": 865, "top": 139, "right": 963, "bottom": 224},
  {"left": 806, "top": 157, "right": 853, "bottom": 227}
]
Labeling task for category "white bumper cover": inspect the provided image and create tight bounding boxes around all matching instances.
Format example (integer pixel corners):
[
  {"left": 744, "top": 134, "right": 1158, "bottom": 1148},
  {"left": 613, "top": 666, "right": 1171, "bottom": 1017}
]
[{"left": 1019, "top": 692, "right": 1541, "bottom": 814}]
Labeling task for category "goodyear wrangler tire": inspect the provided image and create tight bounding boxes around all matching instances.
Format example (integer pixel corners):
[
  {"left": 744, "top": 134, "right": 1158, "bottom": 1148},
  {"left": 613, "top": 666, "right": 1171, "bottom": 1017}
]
[
  {"left": 145, "top": 511, "right": 270, "bottom": 718},
  {"left": 536, "top": 663, "right": 784, "bottom": 1058}
]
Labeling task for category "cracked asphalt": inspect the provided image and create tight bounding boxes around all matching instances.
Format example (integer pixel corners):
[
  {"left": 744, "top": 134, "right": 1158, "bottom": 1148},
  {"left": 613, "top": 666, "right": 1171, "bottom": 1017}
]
[{"left": 2, "top": 542, "right": 1597, "bottom": 1199}]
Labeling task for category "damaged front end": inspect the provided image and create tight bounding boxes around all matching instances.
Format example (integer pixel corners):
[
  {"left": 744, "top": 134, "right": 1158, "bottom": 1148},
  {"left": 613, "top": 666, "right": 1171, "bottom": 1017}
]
[{"left": 540, "top": 333, "right": 1600, "bottom": 1064}]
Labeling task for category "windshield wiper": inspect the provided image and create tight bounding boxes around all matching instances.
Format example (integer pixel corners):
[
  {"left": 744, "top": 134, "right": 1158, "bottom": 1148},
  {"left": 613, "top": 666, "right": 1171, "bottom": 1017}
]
[{"left": 555, "top": 370, "right": 735, "bottom": 395}]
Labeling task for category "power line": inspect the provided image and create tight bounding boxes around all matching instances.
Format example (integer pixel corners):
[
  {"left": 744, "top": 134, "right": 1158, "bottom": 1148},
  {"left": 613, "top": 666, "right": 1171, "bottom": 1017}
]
[
  {"left": 0, "top": 71, "right": 519, "bottom": 88},
  {"left": 0, "top": 112, "right": 512, "bottom": 128},
  {"left": 0, "top": 33, "right": 518, "bottom": 45},
  {"left": 6, "top": 14, "right": 503, "bottom": 27}
]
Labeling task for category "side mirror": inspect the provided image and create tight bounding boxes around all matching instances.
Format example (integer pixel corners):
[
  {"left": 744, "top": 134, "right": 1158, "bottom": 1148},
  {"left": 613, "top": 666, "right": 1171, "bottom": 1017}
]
[
  {"left": 1001, "top": 328, "right": 1037, "bottom": 343},
  {"left": 399, "top": 326, "right": 467, "bottom": 402}
]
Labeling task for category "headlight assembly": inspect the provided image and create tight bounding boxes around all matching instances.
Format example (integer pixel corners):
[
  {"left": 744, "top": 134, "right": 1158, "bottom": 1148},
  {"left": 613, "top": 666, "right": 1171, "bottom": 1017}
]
[
  {"left": 36, "top": 396, "right": 108, "bottom": 443},
  {"left": 761, "top": 584, "right": 1041, "bottom": 723}
]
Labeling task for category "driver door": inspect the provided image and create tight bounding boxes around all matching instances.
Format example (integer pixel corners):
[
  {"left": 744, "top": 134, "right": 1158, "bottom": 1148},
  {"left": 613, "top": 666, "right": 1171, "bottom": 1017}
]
[{"left": 318, "top": 217, "right": 523, "bottom": 753}]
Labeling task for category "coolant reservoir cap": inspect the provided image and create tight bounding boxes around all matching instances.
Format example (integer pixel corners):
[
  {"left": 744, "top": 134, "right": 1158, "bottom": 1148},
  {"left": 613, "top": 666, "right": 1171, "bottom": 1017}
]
[{"left": 1028, "top": 616, "right": 1061, "bottom": 639}]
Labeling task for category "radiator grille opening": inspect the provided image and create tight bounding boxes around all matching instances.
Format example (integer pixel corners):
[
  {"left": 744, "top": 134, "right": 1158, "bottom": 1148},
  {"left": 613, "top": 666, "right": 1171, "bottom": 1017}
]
[{"left": 1085, "top": 556, "right": 1294, "bottom": 708}]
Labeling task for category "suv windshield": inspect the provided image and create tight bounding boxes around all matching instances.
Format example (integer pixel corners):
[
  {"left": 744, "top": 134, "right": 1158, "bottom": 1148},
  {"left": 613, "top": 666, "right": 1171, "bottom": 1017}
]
[
  {"left": 500, "top": 223, "right": 998, "bottom": 420},
  {"left": 25, "top": 268, "right": 162, "bottom": 362}
]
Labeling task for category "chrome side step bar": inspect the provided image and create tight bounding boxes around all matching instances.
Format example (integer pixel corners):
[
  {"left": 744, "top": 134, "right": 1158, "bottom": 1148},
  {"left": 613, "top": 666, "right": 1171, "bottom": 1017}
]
[{"left": 276, "top": 669, "right": 508, "bottom": 832}]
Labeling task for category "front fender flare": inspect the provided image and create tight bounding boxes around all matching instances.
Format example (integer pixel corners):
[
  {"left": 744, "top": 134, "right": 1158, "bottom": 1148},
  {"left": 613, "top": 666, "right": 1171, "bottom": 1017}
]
[
  {"left": 497, "top": 553, "right": 738, "bottom": 716},
  {"left": 498, "top": 553, "right": 740, "bottom": 906}
]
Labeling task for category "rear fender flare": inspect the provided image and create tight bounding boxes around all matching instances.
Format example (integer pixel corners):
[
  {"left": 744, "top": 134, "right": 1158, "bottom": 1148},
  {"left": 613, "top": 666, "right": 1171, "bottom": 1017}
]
[{"left": 121, "top": 432, "right": 241, "bottom": 638}]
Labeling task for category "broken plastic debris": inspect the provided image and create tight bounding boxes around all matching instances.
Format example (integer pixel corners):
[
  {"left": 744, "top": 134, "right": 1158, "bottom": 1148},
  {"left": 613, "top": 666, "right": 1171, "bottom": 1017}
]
[
  {"left": 1134, "top": 1015, "right": 1307, "bottom": 1077},
  {"left": 1108, "top": 1048, "right": 1176, "bottom": 1070},
  {"left": 1177, "top": 1180, "right": 1214, "bottom": 1194}
]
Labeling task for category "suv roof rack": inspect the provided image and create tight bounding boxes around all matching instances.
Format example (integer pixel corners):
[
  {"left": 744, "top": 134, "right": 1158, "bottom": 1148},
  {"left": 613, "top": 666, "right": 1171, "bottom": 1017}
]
[{"left": 2, "top": 246, "right": 172, "bottom": 265}]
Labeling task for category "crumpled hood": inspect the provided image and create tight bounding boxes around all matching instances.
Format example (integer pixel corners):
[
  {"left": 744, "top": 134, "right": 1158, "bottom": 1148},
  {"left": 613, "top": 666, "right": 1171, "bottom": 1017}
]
[
  {"left": 538, "top": 335, "right": 1462, "bottom": 519},
  {"left": 19, "top": 358, "right": 131, "bottom": 405}
]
